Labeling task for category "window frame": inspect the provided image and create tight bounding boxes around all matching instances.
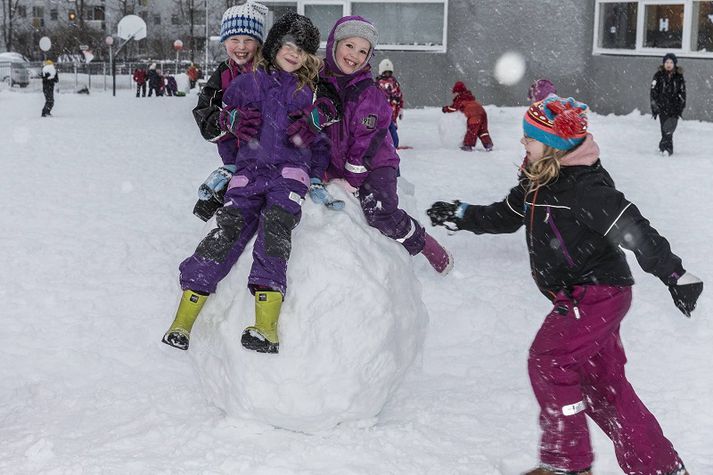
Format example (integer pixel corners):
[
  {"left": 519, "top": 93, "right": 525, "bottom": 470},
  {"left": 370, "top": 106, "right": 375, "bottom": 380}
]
[
  {"left": 260, "top": 0, "right": 448, "bottom": 52},
  {"left": 593, "top": 0, "right": 713, "bottom": 57}
]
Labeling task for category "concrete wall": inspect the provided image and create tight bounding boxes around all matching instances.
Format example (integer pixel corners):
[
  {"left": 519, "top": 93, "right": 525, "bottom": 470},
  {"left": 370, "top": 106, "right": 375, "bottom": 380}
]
[{"left": 374, "top": 0, "right": 713, "bottom": 121}]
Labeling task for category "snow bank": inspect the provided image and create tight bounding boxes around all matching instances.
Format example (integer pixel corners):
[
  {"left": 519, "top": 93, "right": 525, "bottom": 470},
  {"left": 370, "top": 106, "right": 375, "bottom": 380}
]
[
  {"left": 188, "top": 180, "right": 429, "bottom": 433},
  {"left": 438, "top": 110, "right": 467, "bottom": 149}
]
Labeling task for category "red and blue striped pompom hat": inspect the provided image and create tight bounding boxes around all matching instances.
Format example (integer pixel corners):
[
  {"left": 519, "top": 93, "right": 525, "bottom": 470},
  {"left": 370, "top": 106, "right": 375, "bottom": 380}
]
[{"left": 523, "top": 96, "right": 588, "bottom": 150}]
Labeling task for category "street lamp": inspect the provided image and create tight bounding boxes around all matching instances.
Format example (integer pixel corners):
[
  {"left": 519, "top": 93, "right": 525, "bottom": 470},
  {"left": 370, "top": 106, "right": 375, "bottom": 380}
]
[
  {"left": 106, "top": 35, "right": 114, "bottom": 95},
  {"left": 204, "top": 0, "right": 209, "bottom": 76},
  {"left": 174, "top": 39, "right": 183, "bottom": 75}
]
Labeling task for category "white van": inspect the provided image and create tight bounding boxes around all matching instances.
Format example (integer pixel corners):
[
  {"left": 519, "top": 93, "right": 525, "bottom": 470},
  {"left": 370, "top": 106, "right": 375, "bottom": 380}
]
[{"left": 0, "top": 52, "right": 31, "bottom": 87}]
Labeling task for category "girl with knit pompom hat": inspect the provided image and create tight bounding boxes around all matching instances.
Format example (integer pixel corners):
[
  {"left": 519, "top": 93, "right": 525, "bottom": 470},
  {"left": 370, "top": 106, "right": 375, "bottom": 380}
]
[
  {"left": 191, "top": 0, "right": 270, "bottom": 221},
  {"left": 164, "top": 13, "right": 333, "bottom": 355},
  {"left": 288, "top": 15, "right": 453, "bottom": 275},
  {"left": 427, "top": 95, "right": 701, "bottom": 475}
]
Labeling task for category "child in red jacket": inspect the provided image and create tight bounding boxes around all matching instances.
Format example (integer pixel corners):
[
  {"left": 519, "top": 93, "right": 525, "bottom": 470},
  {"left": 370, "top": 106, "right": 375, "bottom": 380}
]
[{"left": 442, "top": 81, "right": 493, "bottom": 152}]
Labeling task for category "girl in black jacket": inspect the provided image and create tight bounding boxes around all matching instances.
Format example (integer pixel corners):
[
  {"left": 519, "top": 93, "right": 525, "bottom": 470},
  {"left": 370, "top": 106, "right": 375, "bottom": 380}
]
[
  {"left": 427, "top": 96, "right": 702, "bottom": 475},
  {"left": 651, "top": 53, "right": 686, "bottom": 156}
]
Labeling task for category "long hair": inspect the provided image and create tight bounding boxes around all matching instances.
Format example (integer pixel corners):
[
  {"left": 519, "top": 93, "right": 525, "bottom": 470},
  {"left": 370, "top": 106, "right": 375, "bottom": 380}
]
[
  {"left": 523, "top": 145, "right": 569, "bottom": 192},
  {"left": 256, "top": 52, "right": 323, "bottom": 91}
]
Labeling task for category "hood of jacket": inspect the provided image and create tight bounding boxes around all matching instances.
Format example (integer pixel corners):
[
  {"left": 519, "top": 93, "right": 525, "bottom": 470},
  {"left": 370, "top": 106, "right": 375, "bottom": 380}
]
[
  {"left": 559, "top": 134, "right": 599, "bottom": 167},
  {"left": 325, "top": 16, "right": 375, "bottom": 80}
]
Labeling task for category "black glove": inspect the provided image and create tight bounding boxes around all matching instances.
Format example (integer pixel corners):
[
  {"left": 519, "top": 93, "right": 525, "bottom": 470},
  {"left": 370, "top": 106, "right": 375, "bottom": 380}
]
[
  {"left": 668, "top": 272, "right": 703, "bottom": 317},
  {"left": 427, "top": 201, "right": 463, "bottom": 229}
]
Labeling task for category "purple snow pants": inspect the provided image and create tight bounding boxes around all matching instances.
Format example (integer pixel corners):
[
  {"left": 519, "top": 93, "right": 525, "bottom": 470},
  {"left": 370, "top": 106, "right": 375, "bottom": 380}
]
[
  {"left": 528, "top": 285, "right": 681, "bottom": 474},
  {"left": 358, "top": 167, "right": 425, "bottom": 256},
  {"left": 179, "top": 166, "right": 308, "bottom": 296}
]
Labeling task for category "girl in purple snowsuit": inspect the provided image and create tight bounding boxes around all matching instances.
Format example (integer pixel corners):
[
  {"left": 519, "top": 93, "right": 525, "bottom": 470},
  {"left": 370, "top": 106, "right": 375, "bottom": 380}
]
[
  {"left": 163, "top": 13, "right": 328, "bottom": 354},
  {"left": 427, "top": 96, "right": 702, "bottom": 475},
  {"left": 313, "top": 16, "right": 452, "bottom": 274}
]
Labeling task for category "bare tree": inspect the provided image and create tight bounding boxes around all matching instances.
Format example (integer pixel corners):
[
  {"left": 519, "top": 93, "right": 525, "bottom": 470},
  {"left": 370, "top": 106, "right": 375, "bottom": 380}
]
[{"left": 1, "top": 0, "right": 23, "bottom": 50}]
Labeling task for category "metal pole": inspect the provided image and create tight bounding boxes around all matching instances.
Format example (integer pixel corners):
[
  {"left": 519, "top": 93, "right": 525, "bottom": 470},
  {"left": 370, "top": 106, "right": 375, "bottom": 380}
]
[
  {"left": 204, "top": 0, "right": 209, "bottom": 74},
  {"left": 111, "top": 45, "right": 115, "bottom": 97}
]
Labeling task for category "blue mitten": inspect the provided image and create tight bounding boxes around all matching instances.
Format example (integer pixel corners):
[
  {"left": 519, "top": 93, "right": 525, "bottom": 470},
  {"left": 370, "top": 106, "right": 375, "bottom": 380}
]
[
  {"left": 197, "top": 165, "right": 237, "bottom": 200},
  {"left": 309, "top": 178, "right": 344, "bottom": 211}
]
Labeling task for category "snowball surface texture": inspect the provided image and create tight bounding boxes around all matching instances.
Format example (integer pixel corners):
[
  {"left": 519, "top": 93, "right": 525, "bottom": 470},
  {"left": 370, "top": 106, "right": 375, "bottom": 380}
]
[{"left": 188, "top": 180, "right": 429, "bottom": 432}]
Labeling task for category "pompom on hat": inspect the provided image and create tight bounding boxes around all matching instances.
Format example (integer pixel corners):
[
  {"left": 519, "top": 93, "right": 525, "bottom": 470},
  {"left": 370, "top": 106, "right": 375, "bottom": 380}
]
[
  {"left": 523, "top": 96, "right": 589, "bottom": 151},
  {"left": 527, "top": 78, "right": 557, "bottom": 103},
  {"left": 378, "top": 58, "right": 393, "bottom": 75},
  {"left": 262, "top": 12, "right": 320, "bottom": 66},
  {"left": 220, "top": 1, "right": 269, "bottom": 43},
  {"left": 452, "top": 81, "right": 468, "bottom": 93}
]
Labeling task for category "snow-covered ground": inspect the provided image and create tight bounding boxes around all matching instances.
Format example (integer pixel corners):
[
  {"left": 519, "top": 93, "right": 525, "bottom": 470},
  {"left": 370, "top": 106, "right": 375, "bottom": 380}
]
[{"left": 1, "top": 87, "right": 711, "bottom": 474}]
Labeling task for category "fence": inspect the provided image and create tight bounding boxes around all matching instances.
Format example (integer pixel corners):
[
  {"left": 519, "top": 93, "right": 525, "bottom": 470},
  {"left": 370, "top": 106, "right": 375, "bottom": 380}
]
[{"left": 1, "top": 61, "right": 214, "bottom": 94}]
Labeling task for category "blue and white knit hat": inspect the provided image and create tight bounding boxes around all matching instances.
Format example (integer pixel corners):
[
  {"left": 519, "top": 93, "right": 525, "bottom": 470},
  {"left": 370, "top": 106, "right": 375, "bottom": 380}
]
[{"left": 220, "top": 1, "right": 269, "bottom": 43}]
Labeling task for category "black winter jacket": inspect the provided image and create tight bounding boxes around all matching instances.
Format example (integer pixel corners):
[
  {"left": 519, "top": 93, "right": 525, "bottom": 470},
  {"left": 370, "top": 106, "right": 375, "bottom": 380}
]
[
  {"left": 42, "top": 72, "right": 58, "bottom": 93},
  {"left": 457, "top": 160, "right": 684, "bottom": 299},
  {"left": 650, "top": 66, "right": 686, "bottom": 117},
  {"left": 192, "top": 61, "right": 242, "bottom": 142}
]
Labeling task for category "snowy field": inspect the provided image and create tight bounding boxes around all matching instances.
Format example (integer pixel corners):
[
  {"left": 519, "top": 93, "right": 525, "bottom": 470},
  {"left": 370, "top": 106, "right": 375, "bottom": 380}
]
[{"left": 1, "top": 87, "right": 711, "bottom": 474}]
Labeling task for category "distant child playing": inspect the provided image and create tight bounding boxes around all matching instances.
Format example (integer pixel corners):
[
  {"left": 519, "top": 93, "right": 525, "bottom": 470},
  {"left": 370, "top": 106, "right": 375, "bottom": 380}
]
[
  {"left": 442, "top": 81, "right": 493, "bottom": 152},
  {"left": 163, "top": 13, "right": 329, "bottom": 354},
  {"left": 375, "top": 58, "right": 404, "bottom": 148},
  {"left": 427, "top": 96, "right": 702, "bottom": 475}
]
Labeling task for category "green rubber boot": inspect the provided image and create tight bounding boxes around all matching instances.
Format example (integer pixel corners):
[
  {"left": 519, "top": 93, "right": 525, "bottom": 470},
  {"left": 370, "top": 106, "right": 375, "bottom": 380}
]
[
  {"left": 241, "top": 290, "right": 282, "bottom": 354},
  {"left": 161, "top": 290, "right": 208, "bottom": 351}
]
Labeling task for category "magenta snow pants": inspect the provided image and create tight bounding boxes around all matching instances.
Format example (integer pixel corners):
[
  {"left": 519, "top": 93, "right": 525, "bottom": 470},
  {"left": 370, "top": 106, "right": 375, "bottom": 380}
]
[
  {"left": 528, "top": 285, "right": 682, "bottom": 474},
  {"left": 358, "top": 167, "right": 425, "bottom": 256}
]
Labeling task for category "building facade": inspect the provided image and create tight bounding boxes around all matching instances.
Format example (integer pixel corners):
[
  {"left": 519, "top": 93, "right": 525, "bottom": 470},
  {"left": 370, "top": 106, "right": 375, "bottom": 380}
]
[{"left": 3, "top": 0, "right": 712, "bottom": 120}]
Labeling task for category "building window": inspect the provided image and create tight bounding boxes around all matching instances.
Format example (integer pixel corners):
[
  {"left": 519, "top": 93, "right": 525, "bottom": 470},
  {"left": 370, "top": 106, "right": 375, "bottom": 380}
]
[
  {"left": 32, "top": 6, "right": 44, "bottom": 17},
  {"left": 352, "top": 2, "right": 445, "bottom": 49},
  {"left": 171, "top": 14, "right": 181, "bottom": 25},
  {"left": 17, "top": 6, "right": 26, "bottom": 17},
  {"left": 598, "top": 2, "right": 637, "bottom": 49},
  {"left": 692, "top": 0, "right": 713, "bottom": 50},
  {"left": 644, "top": 4, "right": 684, "bottom": 48},
  {"left": 86, "top": 5, "right": 105, "bottom": 21},
  {"left": 50, "top": 9, "right": 58, "bottom": 20},
  {"left": 304, "top": 3, "right": 344, "bottom": 43},
  {"left": 261, "top": 0, "right": 447, "bottom": 51},
  {"left": 594, "top": 0, "right": 713, "bottom": 56},
  {"left": 153, "top": 14, "right": 161, "bottom": 25},
  {"left": 264, "top": 1, "right": 298, "bottom": 30}
]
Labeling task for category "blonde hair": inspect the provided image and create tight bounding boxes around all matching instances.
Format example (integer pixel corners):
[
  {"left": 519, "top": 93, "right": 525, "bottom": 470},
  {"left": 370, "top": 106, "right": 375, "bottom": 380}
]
[
  {"left": 256, "top": 51, "right": 323, "bottom": 91},
  {"left": 523, "top": 145, "right": 569, "bottom": 192}
]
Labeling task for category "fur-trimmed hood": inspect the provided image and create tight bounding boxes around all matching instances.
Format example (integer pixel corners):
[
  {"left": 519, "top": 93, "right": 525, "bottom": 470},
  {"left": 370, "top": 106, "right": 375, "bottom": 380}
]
[{"left": 658, "top": 65, "right": 684, "bottom": 75}]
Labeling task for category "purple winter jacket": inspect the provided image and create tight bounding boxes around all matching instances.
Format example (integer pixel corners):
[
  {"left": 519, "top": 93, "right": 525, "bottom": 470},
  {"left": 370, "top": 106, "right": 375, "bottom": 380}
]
[
  {"left": 321, "top": 16, "right": 399, "bottom": 188},
  {"left": 222, "top": 68, "right": 329, "bottom": 180}
]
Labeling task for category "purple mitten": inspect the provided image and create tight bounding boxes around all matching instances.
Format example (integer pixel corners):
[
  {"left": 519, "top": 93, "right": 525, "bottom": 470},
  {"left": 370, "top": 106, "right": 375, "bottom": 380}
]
[
  {"left": 218, "top": 107, "right": 262, "bottom": 142},
  {"left": 287, "top": 97, "right": 340, "bottom": 148}
]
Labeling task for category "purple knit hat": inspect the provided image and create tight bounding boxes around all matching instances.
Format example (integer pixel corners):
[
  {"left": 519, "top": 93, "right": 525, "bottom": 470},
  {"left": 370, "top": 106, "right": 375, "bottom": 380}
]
[{"left": 527, "top": 79, "right": 557, "bottom": 103}]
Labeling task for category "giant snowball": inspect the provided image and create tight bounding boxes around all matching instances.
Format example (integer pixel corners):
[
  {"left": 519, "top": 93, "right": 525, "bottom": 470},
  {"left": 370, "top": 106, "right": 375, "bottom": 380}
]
[
  {"left": 494, "top": 51, "right": 526, "bottom": 86},
  {"left": 438, "top": 110, "right": 468, "bottom": 149},
  {"left": 41, "top": 64, "right": 57, "bottom": 80},
  {"left": 188, "top": 180, "right": 429, "bottom": 432}
]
